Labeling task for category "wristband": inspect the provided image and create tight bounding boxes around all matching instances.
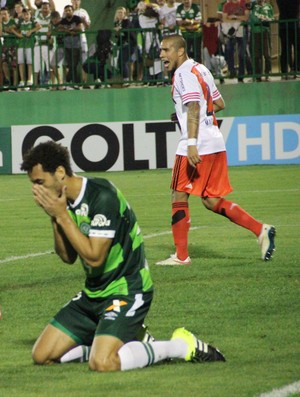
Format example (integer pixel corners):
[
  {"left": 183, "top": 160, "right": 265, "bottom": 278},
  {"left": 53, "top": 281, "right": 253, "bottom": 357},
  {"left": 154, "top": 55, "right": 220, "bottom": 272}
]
[{"left": 187, "top": 138, "right": 197, "bottom": 146}]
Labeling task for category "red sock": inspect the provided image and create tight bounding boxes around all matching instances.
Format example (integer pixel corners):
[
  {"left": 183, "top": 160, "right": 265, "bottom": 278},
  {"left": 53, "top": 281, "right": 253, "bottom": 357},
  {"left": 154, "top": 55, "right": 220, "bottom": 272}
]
[
  {"left": 172, "top": 202, "right": 190, "bottom": 260},
  {"left": 213, "top": 198, "right": 262, "bottom": 237}
]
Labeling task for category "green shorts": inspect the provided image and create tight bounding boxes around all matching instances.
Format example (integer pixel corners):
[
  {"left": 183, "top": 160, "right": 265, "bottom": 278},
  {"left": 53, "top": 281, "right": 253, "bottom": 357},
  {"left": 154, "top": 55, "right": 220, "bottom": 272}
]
[{"left": 50, "top": 290, "right": 153, "bottom": 345}]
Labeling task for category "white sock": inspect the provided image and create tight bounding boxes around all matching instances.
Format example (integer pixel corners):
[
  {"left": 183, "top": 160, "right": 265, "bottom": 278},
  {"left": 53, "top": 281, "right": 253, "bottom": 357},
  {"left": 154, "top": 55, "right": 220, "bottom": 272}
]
[
  {"left": 118, "top": 340, "right": 187, "bottom": 371},
  {"left": 60, "top": 345, "right": 91, "bottom": 363}
]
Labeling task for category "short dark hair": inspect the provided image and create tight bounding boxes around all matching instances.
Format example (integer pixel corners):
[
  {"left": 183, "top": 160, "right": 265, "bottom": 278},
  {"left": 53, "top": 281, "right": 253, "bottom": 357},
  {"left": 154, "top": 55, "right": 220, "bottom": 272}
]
[
  {"left": 64, "top": 5, "right": 74, "bottom": 10},
  {"left": 162, "top": 34, "right": 187, "bottom": 52},
  {"left": 50, "top": 10, "right": 60, "bottom": 19},
  {"left": 21, "top": 141, "right": 73, "bottom": 176}
]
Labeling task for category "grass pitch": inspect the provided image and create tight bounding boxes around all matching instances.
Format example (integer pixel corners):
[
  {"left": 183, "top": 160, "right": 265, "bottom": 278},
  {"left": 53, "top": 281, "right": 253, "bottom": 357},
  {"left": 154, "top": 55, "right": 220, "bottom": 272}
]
[{"left": 0, "top": 165, "right": 299, "bottom": 397}]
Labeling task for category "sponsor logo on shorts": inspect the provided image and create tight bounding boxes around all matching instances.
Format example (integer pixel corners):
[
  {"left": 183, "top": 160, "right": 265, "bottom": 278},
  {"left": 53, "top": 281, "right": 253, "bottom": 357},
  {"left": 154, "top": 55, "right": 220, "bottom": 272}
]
[
  {"left": 104, "top": 300, "right": 128, "bottom": 321},
  {"left": 104, "top": 312, "right": 118, "bottom": 321}
]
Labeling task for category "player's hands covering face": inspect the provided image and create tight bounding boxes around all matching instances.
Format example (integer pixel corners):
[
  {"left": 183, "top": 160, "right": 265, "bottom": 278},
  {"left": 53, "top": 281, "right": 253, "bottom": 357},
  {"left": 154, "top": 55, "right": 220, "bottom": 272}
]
[{"left": 32, "top": 184, "right": 67, "bottom": 218}]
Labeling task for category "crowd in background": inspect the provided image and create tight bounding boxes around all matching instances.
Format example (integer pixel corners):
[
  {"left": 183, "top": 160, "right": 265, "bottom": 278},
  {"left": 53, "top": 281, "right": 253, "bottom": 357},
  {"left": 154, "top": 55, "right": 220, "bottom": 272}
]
[{"left": 0, "top": 0, "right": 299, "bottom": 90}]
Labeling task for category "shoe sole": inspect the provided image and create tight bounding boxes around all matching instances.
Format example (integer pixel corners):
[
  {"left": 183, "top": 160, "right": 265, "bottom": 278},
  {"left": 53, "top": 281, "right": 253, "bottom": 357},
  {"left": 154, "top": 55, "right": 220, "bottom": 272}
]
[{"left": 264, "top": 226, "right": 276, "bottom": 261}]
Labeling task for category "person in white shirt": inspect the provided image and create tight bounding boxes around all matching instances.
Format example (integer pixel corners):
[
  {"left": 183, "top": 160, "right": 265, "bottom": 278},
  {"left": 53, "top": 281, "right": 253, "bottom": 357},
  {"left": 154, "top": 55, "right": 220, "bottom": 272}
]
[
  {"left": 156, "top": 34, "right": 276, "bottom": 265},
  {"left": 71, "top": 0, "right": 90, "bottom": 84}
]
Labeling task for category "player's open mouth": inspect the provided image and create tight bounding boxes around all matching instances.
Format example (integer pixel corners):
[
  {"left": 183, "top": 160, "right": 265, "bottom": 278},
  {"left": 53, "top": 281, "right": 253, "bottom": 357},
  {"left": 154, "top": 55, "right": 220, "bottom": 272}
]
[{"left": 163, "top": 60, "right": 170, "bottom": 68}]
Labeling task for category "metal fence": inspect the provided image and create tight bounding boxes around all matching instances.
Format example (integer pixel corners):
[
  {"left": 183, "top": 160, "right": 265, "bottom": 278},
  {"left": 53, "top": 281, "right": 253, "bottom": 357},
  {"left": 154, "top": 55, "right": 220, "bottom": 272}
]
[{"left": 0, "top": 18, "right": 299, "bottom": 91}]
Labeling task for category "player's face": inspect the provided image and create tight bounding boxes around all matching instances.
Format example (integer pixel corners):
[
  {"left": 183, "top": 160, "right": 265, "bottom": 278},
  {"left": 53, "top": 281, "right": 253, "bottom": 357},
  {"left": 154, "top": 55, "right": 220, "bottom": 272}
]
[
  {"left": 29, "top": 164, "right": 63, "bottom": 195},
  {"left": 160, "top": 39, "right": 180, "bottom": 72}
]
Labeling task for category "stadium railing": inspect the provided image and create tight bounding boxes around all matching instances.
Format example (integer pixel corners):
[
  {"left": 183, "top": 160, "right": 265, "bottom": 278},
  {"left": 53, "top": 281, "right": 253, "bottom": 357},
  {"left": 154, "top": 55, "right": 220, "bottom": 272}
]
[{"left": 0, "top": 18, "right": 299, "bottom": 91}]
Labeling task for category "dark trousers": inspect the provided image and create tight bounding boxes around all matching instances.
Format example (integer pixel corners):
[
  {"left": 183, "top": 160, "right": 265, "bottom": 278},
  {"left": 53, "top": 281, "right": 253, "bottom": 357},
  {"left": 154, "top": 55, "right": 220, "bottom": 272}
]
[
  {"left": 225, "top": 36, "right": 245, "bottom": 78},
  {"left": 251, "top": 30, "right": 272, "bottom": 76},
  {"left": 279, "top": 23, "right": 300, "bottom": 73},
  {"left": 65, "top": 47, "right": 81, "bottom": 83}
]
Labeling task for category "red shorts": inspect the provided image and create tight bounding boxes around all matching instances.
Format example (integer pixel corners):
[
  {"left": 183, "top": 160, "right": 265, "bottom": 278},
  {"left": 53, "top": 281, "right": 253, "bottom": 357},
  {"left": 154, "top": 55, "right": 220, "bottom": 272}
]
[{"left": 171, "top": 152, "right": 233, "bottom": 198}]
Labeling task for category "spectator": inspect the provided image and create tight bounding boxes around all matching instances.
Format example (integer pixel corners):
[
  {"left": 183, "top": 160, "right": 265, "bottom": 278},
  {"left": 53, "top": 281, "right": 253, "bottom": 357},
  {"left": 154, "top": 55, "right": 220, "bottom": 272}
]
[
  {"left": 114, "top": 6, "right": 134, "bottom": 86},
  {"left": 58, "top": 4, "right": 83, "bottom": 86},
  {"left": 138, "top": 1, "right": 162, "bottom": 84},
  {"left": 158, "top": 0, "right": 180, "bottom": 83},
  {"left": 202, "top": 18, "right": 226, "bottom": 83},
  {"left": 158, "top": 0, "right": 180, "bottom": 35},
  {"left": 71, "top": 0, "right": 90, "bottom": 86},
  {"left": 16, "top": 7, "right": 40, "bottom": 88},
  {"left": 249, "top": 0, "right": 274, "bottom": 82},
  {"left": 222, "top": 0, "right": 250, "bottom": 82},
  {"left": 83, "top": 29, "right": 112, "bottom": 87},
  {"left": 128, "top": 7, "right": 143, "bottom": 84},
  {"left": 33, "top": 1, "right": 52, "bottom": 87},
  {"left": 276, "top": 0, "right": 300, "bottom": 78},
  {"left": 13, "top": 1, "right": 24, "bottom": 23},
  {"left": 0, "top": 6, "right": 19, "bottom": 88},
  {"left": 176, "top": 0, "right": 202, "bottom": 62},
  {"left": 32, "top": 0, "right": 55, "bottom": 18},
  {"left": 48, "top": 10, "right": 65, "bottom": 89}
]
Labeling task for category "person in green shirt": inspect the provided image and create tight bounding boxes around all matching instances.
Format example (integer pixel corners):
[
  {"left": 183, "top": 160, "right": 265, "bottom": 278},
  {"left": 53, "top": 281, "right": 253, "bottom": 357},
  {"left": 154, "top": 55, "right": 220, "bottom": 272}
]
[
  {"left": 249, "top": 0, "right": 274, "bottom": 81},
  {"left": 15, "top": 7, "right": 40, "bottom": 88},
  {"left": 0, "top": 6, "right": 19, "bottom": 87},
  {"left": 20, "top": 140, "right": 225, "bottom": 372},
  {"left": 176, "top": 0, "right": 202, "bottom": 62}
]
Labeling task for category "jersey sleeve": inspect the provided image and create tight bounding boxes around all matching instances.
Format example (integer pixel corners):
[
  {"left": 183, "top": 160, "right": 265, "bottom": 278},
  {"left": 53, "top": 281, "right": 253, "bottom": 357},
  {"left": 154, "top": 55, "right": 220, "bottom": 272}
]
[
  {"left": 88, "top": 189, "right": 119, "bottom": 239},
  {"left": 175, "top": 68, "right": 203, "bottom": 106}
]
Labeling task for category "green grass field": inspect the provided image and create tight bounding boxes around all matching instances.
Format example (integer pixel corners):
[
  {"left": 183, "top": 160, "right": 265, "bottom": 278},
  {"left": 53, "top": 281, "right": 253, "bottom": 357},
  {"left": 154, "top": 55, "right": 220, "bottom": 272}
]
[{"left": 0, "top": 165, "right": 299, "bottom": 397}]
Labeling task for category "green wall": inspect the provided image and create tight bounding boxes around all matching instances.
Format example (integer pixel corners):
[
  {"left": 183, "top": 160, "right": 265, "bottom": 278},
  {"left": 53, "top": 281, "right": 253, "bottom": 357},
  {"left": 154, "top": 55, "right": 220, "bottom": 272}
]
[{"left": 0, "top": 81, "right": 299, "bottom": 127}]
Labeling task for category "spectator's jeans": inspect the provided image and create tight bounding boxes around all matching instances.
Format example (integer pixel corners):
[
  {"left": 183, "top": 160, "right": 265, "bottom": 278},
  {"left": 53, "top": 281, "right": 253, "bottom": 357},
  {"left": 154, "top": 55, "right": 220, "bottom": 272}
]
[
  {"left": 251, "top": 30, "right": 271, "bottom": 77},
  {"left": 118, "top": 44, "right": 130, "bottom": 79},
  {"left": 65, "top": 47, "right": 81, "bottom": 83},
  {"left": 226, "top": 36, "right": 245, "bottom": 78}
]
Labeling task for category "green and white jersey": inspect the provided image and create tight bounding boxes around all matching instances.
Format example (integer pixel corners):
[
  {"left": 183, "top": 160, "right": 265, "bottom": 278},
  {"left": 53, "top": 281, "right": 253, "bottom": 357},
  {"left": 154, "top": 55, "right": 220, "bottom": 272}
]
[
  {"left": 250, "top": 3, "right": 274, "bottom": 33},
  {"left": 67, "top": 177, "right": 153, "bottom": 299},
  {"left": 18, "top": 20, "right": 37, "bottom": 49},
  {"left": 34, "top": 11, "right": 51, "bottom": 43},
  {"left": 2, "top": 18, "right": 18, "bottom": 47}
]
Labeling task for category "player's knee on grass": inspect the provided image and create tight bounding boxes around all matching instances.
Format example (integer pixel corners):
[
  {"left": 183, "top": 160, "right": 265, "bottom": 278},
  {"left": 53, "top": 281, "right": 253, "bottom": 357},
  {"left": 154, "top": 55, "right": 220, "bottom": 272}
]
[
  {"left": 32, "top": 347, "right": 52, "bottom": 365},
  {"left": 89, "top": 353, "right": 121, "bottom": 372},
  {"left": 32, "top": 344, "right": 60, "bottom": 365}
]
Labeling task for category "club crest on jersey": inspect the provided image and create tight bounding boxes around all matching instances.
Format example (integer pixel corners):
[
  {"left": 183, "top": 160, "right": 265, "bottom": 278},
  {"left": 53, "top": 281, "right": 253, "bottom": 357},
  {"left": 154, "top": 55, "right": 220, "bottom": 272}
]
[
  {"left": 75, "top": 203, "right": 89, "bottom": 217},
  {"left": 91, "top": 214, "right": 111, "bottom": 227}
]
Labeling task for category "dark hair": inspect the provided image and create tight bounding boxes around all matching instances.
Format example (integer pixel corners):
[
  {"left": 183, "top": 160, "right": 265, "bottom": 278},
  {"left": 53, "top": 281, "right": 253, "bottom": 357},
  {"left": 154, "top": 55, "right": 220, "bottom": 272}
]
[
  {"left": 21, "top": 141, "right": 73, "bottom": 176},
  {"left": 162, "top": 34, "right": 187, "bottom": 52},
  {"left": 50, "top": 10, "right": 60, "bottom": 18},
  {"left": 64, "top": 4, "right": 74, "bottom": 10}
]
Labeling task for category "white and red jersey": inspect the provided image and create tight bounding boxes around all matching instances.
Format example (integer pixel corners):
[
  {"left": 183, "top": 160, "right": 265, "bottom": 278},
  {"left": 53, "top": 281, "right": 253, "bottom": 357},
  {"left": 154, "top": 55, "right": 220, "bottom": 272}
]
[{"left": 172, "top": 59, "right": 226, "bottom": 156}]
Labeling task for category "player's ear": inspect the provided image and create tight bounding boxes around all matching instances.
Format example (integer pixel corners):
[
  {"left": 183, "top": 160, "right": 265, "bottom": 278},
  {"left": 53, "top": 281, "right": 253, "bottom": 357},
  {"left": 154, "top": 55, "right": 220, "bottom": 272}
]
[
  {"left": 56, "top": 166, "right": 66, "bottom": 181},
  {"left": 178, "top": 47, "right": 185, "bottom": 57}
]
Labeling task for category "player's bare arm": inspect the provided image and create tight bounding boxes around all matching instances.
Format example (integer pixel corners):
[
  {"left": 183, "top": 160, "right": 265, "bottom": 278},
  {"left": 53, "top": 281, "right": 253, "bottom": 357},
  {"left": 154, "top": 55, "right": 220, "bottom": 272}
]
[
  {"left": 51, "top": 218, "right": 78, "bottom": 264},
  {"left": 33, "top": 184, "right": 112, "bottom": 268},
  {"left": 187, "top": 101, "right": 201, "bottom": 167},
  {"left": 213, "top": 97, "right": 225, "bottom": 113}
]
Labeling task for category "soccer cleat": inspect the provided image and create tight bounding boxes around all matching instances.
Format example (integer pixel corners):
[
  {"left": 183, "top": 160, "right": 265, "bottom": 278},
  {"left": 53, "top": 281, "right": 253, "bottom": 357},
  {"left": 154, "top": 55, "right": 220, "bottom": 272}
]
[
  {"left": 156, "top": 254, "right": 191, "bottom": 266},
  {"left": 171, "top": 327, "right": 226, "bottom": 362},
  {"left": 258, "top": 224, "right": 276, "bottom": 261}
]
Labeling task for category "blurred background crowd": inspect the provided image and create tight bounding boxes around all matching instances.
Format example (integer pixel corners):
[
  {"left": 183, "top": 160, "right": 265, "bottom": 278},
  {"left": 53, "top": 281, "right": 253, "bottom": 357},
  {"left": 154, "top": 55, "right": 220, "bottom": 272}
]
[{"left": 0, "top": 0, "right": 299, "bottom": 90}]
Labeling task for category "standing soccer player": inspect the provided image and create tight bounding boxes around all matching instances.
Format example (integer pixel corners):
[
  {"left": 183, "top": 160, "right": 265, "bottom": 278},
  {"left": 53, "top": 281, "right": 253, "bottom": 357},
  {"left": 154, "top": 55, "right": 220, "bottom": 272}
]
[
  {"left": 21, "top": 141, "right": 225, "bottom": 371},
  {"left": 156, "top": 35, "right": 276, "bottom": 266}
]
